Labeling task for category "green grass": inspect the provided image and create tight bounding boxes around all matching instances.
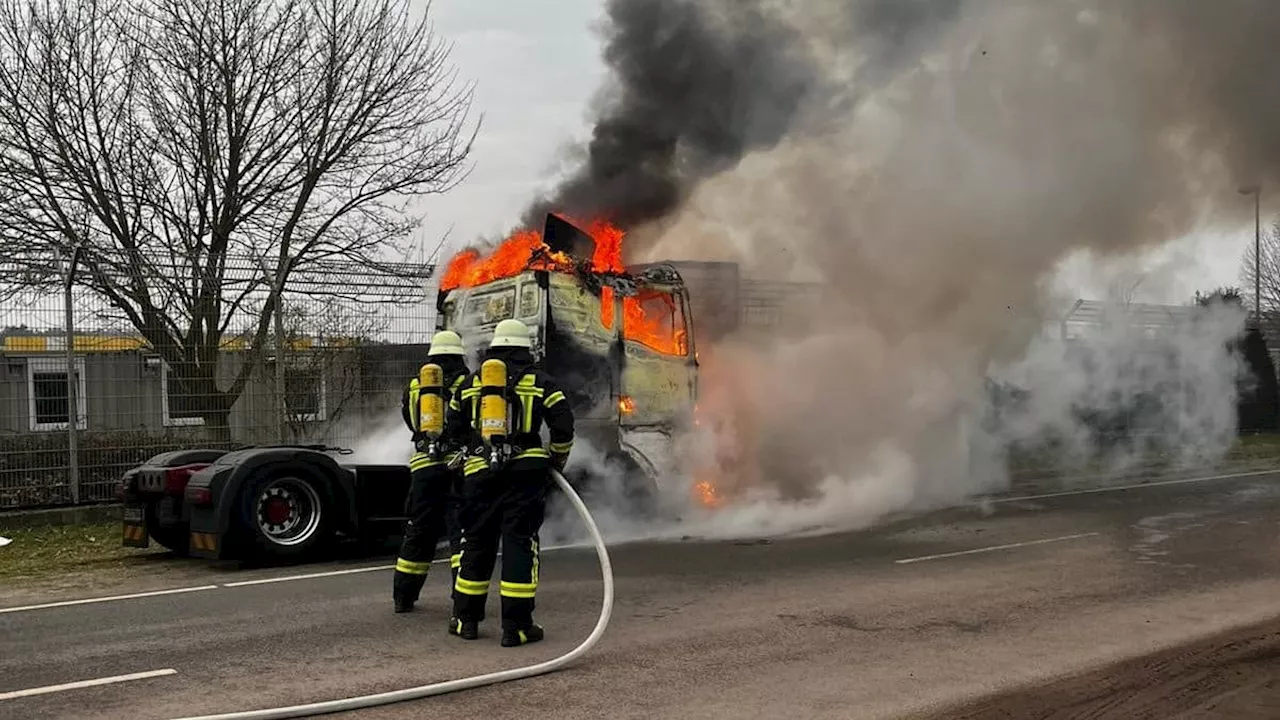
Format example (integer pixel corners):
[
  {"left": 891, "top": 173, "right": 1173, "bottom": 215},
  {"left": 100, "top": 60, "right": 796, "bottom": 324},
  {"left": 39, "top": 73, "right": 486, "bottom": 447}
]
[{"left": 0, "top": 521, "right": 163, "bottom": 581}]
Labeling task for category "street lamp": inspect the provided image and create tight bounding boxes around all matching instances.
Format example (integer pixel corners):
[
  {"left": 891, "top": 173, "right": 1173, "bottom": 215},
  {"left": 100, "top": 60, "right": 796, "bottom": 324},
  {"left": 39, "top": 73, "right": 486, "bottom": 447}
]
[{"left": 1240, "top": 183, "right": 1262, "bottom": 324}]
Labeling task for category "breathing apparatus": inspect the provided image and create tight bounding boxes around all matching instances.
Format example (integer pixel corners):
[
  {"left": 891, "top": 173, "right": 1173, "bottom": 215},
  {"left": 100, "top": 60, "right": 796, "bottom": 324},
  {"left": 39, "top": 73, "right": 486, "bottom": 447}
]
[
  {"left": 418, "top": 331, "right": 465, "bottom": 460},
  {"left": 472, "top": 319, "right": 535, "bottom": 471}
]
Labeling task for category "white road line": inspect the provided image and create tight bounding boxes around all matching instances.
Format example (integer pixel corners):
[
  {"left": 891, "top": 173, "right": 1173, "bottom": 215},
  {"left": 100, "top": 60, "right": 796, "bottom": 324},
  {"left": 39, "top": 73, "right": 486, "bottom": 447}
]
[
  {"left": 0, "top": 585, "right": 219, "bottom": 615},
  {"left": 0, "top": 668, "right": 177, "bottom": 701},
  {"left": 894, "top": 532, "right": 1100, "bottom": 565},
  {"left": 991, "top": 468, "right": 1280, "bottom": 505},
  {"left": 222, "top": 564, "right": 394, "bottom": 587},
  {"left": 221, "top": 543, "right": 587, "bottom": 588}
]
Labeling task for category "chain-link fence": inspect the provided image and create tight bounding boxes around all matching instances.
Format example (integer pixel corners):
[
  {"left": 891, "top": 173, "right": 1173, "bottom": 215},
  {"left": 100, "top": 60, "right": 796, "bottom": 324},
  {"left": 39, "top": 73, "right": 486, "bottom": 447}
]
[
  {"left": 0, "top": 252, "right": 439, "bottom": 509},
  {"left": 0, "top": 249, "right": 827, "bottom": 510}
]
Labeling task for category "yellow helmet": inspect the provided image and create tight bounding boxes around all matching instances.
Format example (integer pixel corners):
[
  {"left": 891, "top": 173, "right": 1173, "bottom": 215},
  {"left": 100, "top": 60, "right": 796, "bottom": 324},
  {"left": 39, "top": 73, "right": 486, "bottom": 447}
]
[
  {"left": 427, "top": 330, "right": 465, "bottom": 356},
  {"left": 490, "top": 319, "right": 533, "bottom": 349}
]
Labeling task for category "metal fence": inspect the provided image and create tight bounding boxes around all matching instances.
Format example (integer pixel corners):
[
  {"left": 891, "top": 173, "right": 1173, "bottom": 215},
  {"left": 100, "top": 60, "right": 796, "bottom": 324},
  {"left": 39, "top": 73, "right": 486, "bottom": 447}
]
[
  {"left": 0, "top": 252, "right": 440, "bottom": 509},
  {"left": 0, "top": 251, "right": 825, "bottom": 510}
]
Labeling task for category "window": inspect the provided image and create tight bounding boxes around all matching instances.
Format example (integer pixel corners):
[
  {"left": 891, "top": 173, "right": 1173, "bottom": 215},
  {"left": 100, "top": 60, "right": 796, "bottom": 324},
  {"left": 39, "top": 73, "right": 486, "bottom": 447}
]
[
  {"left": 519, "top": 283, "right": 540, "bottom": 319},
  {"left": 27, "top": 357, "right": 87, "bottom": 432},
  {"left": 161, "top": 362, "right": 206, "bottom": 427},
  {"left": 622, "top": 289, "right": 689, "bottom": 356},
  {"left": 461, "top": 287, "right": 516, "bottom": 327},
  {"left": 284, "top": 366, "right": 327, "bottom": 423}
]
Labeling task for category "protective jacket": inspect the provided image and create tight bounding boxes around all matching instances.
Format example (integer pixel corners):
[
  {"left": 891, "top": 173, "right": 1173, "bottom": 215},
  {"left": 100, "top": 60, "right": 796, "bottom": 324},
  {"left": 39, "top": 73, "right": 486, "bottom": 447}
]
[{"left": 444, "top": 349, "right": 575, "bottom": 470}]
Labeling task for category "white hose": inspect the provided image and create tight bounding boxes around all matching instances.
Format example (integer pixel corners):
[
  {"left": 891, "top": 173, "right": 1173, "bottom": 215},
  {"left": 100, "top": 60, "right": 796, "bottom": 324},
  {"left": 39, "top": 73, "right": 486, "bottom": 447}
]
[{"left": 173, "top": 469, "right": 614, "bottom": 720}]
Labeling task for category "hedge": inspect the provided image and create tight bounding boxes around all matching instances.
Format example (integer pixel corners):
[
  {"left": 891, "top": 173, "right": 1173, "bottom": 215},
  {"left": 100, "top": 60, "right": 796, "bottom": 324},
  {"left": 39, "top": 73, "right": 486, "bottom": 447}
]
[{"left": 0, "top": 429, "right": 234, "bottom": 509}]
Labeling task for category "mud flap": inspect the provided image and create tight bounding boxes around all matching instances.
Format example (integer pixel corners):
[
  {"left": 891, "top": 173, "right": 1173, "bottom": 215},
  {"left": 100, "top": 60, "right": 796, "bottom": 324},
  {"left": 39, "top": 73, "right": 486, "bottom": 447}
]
[
  {"left": 188, "top": 531, "right": 221, "bottom": 559},
  {"left": 121, "top": 505, "right": 150, "bottom": 548}
]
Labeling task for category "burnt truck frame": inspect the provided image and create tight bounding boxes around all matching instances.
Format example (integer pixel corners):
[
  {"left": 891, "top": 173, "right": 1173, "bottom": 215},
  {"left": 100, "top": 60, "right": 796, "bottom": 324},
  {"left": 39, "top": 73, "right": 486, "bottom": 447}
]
[
  {"left": 434, "top": 216, "right": 700, "bottom": 512},
  {"left": 119, "top": 214, "right": 701, "bottom": 563}
]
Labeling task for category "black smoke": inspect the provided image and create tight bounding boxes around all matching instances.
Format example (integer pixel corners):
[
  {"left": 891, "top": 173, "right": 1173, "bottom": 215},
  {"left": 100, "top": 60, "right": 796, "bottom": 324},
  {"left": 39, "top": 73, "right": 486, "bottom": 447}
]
[{"left": 522, "top": 0, "right": 818, "bottom": 230}]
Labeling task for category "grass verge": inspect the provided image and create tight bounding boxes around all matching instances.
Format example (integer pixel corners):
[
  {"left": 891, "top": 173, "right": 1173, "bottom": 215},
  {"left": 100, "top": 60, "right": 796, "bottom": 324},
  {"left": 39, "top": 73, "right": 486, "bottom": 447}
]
[{"left": 0, "top": 521, "right": 166, "bottom": 582}]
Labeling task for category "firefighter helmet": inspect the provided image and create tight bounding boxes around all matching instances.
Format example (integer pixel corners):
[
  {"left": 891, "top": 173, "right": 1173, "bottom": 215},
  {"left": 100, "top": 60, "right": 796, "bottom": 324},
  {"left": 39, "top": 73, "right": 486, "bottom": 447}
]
[
  {"left": 427, "top": 330, "right": 465, "bottom": 356},
  {"left": 490, "top": 319, "right": 533, "bottom": 349}
]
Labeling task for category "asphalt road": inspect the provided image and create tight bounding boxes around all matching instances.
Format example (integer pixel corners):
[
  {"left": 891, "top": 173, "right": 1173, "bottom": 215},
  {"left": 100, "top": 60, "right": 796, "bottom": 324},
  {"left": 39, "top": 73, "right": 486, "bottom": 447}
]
[{"left": 4, "top": 468, "right": 1280, "bottom": 720}]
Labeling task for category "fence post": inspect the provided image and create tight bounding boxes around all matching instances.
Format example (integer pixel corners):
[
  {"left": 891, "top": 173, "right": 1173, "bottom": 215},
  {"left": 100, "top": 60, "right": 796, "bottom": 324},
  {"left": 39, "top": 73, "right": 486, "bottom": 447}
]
[
  {"left": 64, "top": 246, "right": 82, "bottom": 505},
  {"left": 274, "top": 291, "right": 286, "bottom": 444}
]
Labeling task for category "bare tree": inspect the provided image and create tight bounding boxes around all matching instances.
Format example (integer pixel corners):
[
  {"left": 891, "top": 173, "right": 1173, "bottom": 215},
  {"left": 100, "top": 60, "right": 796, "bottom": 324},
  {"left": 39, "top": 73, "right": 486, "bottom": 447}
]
[
  {"left": 1239, "top": 218, "right": 1280, "bottom": 339},
  {"left": 0, "top": 0, "right": 474, "bottom": 437},
  {"left": 1239, "top": 219, "right": 1280, "bottom": 311},
  {"left": 272, "top": 297, "right": 380, "bottom": 443}
]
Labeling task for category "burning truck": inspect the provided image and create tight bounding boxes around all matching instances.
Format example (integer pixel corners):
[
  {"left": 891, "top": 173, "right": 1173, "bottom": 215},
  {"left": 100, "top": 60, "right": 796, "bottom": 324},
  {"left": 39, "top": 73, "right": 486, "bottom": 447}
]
[
  {"left": 435, "top": 213, "right": 701, "bottom": 515},
  {"left": 115, "top": 213, "right": 712, "bottom": 563}
]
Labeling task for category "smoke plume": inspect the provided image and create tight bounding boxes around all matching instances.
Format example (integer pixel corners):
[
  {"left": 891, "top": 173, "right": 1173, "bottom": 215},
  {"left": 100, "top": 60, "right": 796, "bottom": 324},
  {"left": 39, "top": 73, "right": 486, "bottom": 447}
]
[{"left": 527, "top": 0, "right": 1277, "bottom": 540}]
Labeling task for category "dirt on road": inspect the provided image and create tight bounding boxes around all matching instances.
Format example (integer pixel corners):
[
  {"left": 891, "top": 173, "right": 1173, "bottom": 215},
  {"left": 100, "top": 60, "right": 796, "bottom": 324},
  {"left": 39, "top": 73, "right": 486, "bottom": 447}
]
[{"left": 919, "top": 615, "right": 1280, "bottom": 720}]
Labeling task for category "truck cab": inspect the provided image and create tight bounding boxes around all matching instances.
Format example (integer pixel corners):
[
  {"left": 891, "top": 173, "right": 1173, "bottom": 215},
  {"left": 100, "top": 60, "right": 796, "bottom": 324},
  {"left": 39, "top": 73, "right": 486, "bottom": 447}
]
[{"left": 435, "top": 262, "right": 699, "bottom": 513}]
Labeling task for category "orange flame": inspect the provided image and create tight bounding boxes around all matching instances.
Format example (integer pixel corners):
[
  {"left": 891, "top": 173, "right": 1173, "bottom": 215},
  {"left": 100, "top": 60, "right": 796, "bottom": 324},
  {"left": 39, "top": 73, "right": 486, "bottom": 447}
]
[
  {"left": 439, "top": 215, "right": 687, "bottom": 357},
  {"left": 622, "top": 292, "right": 688, "bottom": 356},
  {"left": 618, "top": 394, "right": 635, "bottom": 415},
  {"left": 439, "top": 216, "right": 624, "bottom": 292},
  {"left": 693, "top": 479, "right": 722, "bottom": 508}
]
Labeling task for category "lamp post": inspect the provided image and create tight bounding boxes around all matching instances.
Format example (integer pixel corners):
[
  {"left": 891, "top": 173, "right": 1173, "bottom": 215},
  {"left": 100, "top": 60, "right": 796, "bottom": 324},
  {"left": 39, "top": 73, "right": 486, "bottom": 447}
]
[{"left": 1240, "top": 184, "right": 1262, "bottom": 324}]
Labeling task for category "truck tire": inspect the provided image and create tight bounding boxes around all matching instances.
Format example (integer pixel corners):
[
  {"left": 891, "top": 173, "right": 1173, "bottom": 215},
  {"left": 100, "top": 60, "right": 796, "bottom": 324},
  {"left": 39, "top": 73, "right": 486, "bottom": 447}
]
[
  {"left": 236, "top": 467, "right": 335, "bottom": 562},
  {"left": 144, "top": 502, "right": 190, "bottom": 556},
  {"left": 615, "top": 452, "right": 661, "bottom": 520}
]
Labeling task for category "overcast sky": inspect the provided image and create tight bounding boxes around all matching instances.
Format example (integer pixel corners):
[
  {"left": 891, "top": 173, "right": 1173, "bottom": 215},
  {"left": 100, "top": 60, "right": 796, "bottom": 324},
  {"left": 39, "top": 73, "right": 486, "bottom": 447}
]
[
  {"left": 409, "top": 0, "right": 606, "bottom": 262},
  {"left": 411, "top": 0, "right": 1253, "bottom": 305}
]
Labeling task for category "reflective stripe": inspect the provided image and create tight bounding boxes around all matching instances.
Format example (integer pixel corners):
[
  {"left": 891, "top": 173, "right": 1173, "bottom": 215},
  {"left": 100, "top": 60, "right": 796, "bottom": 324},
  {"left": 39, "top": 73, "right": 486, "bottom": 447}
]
[
  {"left": 499, "top": 580, "right": 536, "bottom": 599},
  {"left": 454, "top": 577, "right": 490, "bottom": 596},
  {"left": 463, "top": 457, "right": 489, "bottom": 476},
  {"left": 395, "top": 558, "right": 431, "bottom": 575},
  {"left": 548, "top": 441, "right": 573, "bottom": 453},
  {"left": 450, "top": 553, "right": 462, "bottom": 570},
  {"left": 531, "top": 538, "right": 540, "bottom": 587},
  {"left": 449, "top": 398, "right": 460, "bottom": 411},
  {"left": 409, "top": 453, "right": 442, "bottom": 471},
  {"left": 407, "top": 380, "right": 421, "bottom": 429},
  {"left": 514, "top": 448, "right": 550, "bottom": 460},
  {"left": 544, "top": 391, "right": 566, "bottom": 408}
]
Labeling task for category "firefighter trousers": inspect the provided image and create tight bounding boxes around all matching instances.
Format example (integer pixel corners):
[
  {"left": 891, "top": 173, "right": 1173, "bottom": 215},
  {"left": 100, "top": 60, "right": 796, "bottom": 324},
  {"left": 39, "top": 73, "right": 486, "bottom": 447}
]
[
  {"left": 393, "top": 457, "right": 463, "bottom": 605},
  {"left": 453, "top": 457, "right": 550, "bottom": 630}
]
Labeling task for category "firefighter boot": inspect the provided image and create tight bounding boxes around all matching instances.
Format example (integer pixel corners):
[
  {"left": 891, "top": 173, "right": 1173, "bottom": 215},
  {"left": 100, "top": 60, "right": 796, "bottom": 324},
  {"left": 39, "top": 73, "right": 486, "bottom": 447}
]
[
  {"left": 500, "top": 624, "right": 544, "bottom": 648},
  {"left": 448, "top": 616, "right": 479, "bottom": 640}
]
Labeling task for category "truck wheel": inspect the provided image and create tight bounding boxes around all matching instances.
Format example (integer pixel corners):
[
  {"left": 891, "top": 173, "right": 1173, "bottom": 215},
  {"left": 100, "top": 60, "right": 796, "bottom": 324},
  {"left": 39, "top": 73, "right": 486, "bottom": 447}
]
[
  {"left": 238, "top": 471, "right": 334, "bottom": 561},
  {"left": 144, "top": 503, "right": 190, "bottom": 556},
  {"left": 618, "top": 455, "right": 661, "bottom": 520}
]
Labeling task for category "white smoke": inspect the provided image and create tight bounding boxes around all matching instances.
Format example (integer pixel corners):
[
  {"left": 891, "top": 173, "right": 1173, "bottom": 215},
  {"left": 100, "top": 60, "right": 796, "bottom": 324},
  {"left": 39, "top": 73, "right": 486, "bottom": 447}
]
[{"left": 545, "top": 1, "right": 1264, "bottom": 541}]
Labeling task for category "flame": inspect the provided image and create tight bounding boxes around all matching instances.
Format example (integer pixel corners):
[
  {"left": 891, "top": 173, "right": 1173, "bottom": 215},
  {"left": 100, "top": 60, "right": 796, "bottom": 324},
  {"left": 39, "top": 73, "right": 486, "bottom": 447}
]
[
  {"left": 618, "top": 394, "right": 635, "bottom": 415},
  {"left": 601, "top": 286, "right": 615, "bottom": 329},
  {"left": 622, "top": 292, "right": 688, "bottom": 356},
  {"left": 439, "top": 215, "right": 624, "bottom": 292},
  {"left": 693, "top": 479, "right": 722, "bottom": 508},
  {"left": 440, "top": 214, "right": 687, "bottom": 357}
]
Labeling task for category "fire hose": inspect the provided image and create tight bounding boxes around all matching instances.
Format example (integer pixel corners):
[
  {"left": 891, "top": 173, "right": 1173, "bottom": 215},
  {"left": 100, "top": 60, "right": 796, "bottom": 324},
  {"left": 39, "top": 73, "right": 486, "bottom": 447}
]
[{"left": 172, "top": 468, "right": 614, "bottom": 720}]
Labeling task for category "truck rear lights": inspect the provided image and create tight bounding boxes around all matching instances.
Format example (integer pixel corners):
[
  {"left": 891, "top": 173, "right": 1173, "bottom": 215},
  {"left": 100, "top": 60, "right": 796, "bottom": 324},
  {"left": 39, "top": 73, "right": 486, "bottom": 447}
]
[
  {"left": 185, "top": 486, "right": 213, "bottom": 506},
  {"left": 164, "top": 464, "right": 208, "bottom": 495}
]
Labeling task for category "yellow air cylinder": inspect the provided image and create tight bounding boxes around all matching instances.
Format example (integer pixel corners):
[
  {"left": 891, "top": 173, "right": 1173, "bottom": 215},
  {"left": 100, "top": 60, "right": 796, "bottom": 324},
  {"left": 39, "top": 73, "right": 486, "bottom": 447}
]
[
  {"left": 416, "top": 363, "right": 445, "bottom": 437},
  {"left": 479, "top": 358, "right": 509, "bottom": 445}
]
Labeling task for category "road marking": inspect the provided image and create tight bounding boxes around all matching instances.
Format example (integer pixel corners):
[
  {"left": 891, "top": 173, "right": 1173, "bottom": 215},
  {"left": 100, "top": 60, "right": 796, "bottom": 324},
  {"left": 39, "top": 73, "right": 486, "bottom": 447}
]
[
  {"left": 894, "top": 532, "right": 1100, "bottom": 565},
  {"left": 991, "top": 468, "right": 1280, "bottom": 505},
  {"left": 222, "top": 564, "right": 394, "bottom": 587},
  {"left": 0, "top": 585, "right": 219, "bottom": 615},
  {"left": 221, "top": 543, "right": 585, "bottom": 587},
  {"left": 0, "top": 668, "right": 177, "bottom": 701}
]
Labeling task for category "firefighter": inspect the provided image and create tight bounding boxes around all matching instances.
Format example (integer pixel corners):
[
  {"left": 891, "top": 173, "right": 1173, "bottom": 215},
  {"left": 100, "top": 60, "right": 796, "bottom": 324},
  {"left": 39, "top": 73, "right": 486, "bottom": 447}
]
[
  {"left": 392, "top": 329, "right": 472, "bottom": 614},
  {"left": 446, "top": 318, "right": 574, "bottom": 646}
]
